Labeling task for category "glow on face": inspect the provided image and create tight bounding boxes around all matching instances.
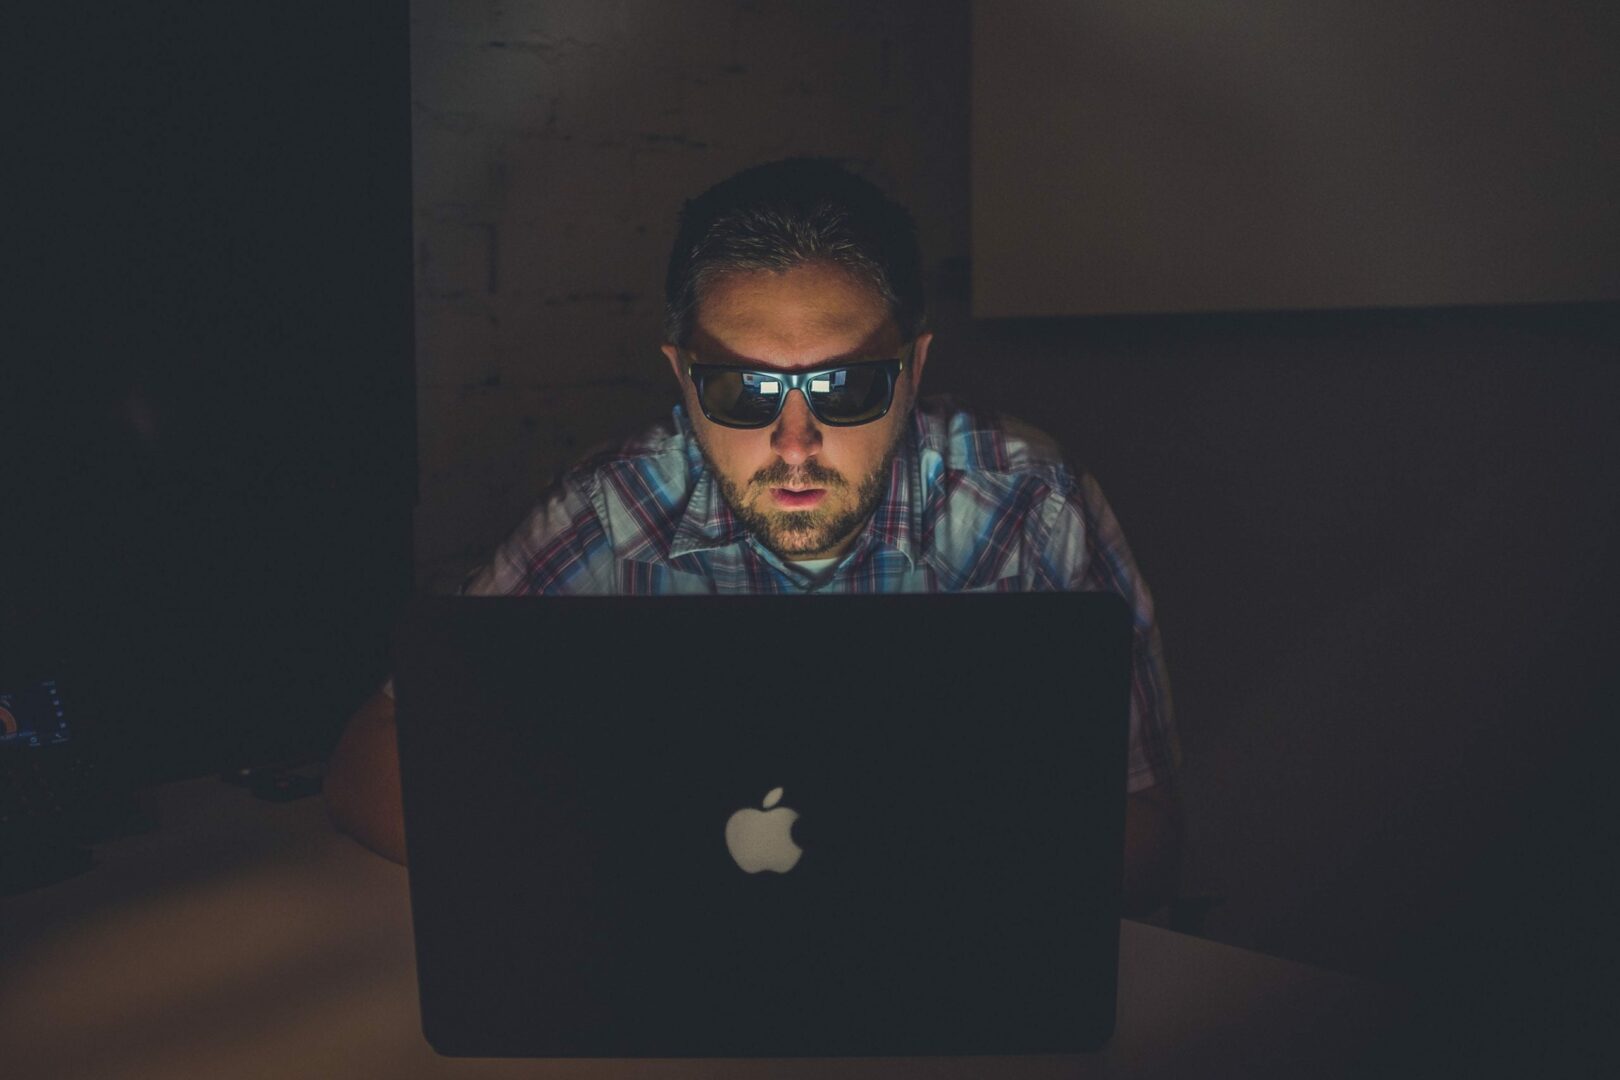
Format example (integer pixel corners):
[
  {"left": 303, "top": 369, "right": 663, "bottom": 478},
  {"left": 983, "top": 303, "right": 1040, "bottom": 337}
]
[{"left": 663, "top": 263, "right": 930, "bottom": 561}]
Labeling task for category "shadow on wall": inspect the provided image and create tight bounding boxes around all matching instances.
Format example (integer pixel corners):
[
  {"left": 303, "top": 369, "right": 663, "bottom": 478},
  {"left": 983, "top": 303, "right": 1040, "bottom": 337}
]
[{"left": 932, "top": 301, "right": 1620, "bottom": 1015}]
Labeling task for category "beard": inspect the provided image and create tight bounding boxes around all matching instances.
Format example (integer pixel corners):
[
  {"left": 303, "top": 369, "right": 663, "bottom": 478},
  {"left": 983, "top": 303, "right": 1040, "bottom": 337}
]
[{"left": 697, "top": 426, "right": 906, "bottom": 562}]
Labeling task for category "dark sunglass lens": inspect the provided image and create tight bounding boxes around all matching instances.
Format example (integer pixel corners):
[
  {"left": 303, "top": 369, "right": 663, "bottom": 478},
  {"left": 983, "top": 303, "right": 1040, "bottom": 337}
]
[
  {"left": 808, "top": 366, "right": 892, "bottom": 423},
  {"left": 699, "top": 369, "right": 782, "bottom": 426}
]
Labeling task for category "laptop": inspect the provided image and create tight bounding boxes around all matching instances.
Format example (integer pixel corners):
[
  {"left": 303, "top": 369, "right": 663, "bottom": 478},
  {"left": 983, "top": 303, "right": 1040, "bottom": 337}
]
[{"left": 393, "top": 591, "right": 1132, "bottom": 1058}]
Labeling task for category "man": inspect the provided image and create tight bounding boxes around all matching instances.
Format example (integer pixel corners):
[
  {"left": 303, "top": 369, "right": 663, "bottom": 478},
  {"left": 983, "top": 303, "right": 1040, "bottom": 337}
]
[{"left": 327, "top": 159, "right": 1182, "bottom": 914}]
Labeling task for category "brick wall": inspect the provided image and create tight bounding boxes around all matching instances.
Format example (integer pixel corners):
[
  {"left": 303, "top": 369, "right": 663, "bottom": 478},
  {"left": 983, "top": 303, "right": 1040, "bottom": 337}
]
[{"left": 411, "top": 0, "right": 969, "bottom": 589}]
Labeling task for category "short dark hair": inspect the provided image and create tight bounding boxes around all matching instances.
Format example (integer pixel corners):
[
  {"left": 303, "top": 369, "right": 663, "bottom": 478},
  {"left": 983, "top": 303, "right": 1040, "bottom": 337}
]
[{"left": 663, "top": 158, "right": 926, "bottom": 347}]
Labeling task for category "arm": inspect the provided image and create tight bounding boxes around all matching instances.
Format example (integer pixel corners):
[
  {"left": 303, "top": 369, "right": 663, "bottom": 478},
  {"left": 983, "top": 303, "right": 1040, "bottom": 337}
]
[
  {"left": 325, "top": 687, "right": 408, "bottom": 865},
  {"left": 326, "top": 475, "right": 610, "bottom": 865},
  {"left": 1121, "top": 781, "right": 1183, "bottom": 917},
  {"left": 1054, "top": 474, "right": 1183, "bottom": 915}
]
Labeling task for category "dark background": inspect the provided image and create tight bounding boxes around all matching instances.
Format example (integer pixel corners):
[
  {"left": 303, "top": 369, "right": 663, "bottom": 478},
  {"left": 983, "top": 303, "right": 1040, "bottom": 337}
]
[
  {"left": 8, "top": 6, "right": 415, "bottom": 779},
  {"left": 6, "top": 3, "right": 1617, "bottom": 1071}
]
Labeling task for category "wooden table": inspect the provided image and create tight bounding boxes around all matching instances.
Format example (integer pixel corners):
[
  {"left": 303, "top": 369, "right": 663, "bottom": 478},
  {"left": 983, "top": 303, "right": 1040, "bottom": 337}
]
[{"left": 1, "top": 778, "right": 1396, "bottom": 1078}]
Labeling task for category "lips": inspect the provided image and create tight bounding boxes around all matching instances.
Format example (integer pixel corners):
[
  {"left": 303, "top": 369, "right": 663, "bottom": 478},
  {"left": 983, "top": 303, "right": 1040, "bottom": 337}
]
[{"left": 771, "top": 487, "right": 826, "bottom": 508}]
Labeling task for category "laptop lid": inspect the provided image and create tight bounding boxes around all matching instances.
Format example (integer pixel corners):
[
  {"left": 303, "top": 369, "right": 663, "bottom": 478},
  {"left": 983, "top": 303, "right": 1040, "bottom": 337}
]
[{"left": 394, "top": 592, "right": 1132, "bottom": 1057}]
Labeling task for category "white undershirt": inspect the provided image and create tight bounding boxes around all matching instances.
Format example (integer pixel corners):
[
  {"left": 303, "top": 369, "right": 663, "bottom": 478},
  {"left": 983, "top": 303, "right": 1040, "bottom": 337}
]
[{"left": 782, "top": 556, "right": 842, "bottom": 588}]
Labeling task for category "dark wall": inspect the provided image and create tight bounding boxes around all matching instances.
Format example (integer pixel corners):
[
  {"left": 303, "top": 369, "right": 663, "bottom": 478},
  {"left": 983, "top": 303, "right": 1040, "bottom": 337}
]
[
  {"left": 935, "top": 300, "right": 1620, "bottom": 935},
  {"left": 9, "top": 6, "right": 416, "bottom": 780},
  {"left": 930, "top": 298, "right": 1620, "bottom": 1057}
]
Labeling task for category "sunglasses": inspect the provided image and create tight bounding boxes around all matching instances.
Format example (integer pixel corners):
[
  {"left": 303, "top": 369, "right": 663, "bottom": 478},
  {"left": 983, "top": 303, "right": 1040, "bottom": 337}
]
[{"left": 685, "top": 345, "right": 911, "bottom": 429}]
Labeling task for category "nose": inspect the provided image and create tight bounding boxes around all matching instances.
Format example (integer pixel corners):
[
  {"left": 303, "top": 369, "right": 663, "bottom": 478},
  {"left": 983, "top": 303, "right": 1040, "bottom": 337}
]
[{"left": 770, "top": 388, "right": 823, "bottom": 467}]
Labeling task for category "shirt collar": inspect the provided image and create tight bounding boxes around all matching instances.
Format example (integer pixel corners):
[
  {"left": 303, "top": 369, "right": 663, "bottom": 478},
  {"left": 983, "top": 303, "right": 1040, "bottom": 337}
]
[
  {"left": 856, "top": 408, "right": 924, "bottom": 569},
  {"left": 666, "top": 404, "right": 750, "bottom": 559}
]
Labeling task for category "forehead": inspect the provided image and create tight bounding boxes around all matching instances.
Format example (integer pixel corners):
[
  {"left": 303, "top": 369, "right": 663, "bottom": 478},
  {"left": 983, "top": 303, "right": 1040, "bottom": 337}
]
[{"left": 691, "top": 263, "right": 898, "bottom": 369}]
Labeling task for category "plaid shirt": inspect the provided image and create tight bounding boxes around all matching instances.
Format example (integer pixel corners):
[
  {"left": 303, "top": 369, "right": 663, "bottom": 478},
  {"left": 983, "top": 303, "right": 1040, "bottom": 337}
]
[{"left": 462, "top": 395, "right": 1178, "bottom": 792}]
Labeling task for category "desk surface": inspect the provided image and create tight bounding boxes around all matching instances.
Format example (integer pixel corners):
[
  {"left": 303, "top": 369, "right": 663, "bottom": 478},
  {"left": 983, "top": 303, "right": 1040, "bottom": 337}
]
[{"left": 1, "top": 778, "right": 1395, "bottom": 1079}]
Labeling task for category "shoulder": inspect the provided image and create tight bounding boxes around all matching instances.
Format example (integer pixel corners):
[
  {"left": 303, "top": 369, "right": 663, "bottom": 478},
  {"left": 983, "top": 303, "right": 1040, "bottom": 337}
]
[
  {"left": 913, "top": 394, "right": 1076, "bottom": 492},
  {"left": 912, "top": 396, "right": 1096, "bottom": 589},
  {"left": 563, "top": 408, "right": 692, "bottom": 504},
  {"left": 568, "top": 408, "right": 697, "bottom": 542},
  {"left": 465, "top": 408, "right": 694, "bottom": 595}
]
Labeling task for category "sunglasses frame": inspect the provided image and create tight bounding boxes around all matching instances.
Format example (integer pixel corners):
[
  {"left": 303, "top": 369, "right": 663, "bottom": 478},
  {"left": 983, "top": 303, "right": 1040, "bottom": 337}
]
[{"left": 684, "top": 345, "right": 912, "bottom": 429}]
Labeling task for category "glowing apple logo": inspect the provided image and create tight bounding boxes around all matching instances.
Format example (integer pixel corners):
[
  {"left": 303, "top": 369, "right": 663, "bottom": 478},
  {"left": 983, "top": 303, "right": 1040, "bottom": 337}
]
[{"left": 724, "top": 786, "right": 803, "bottom": 873}]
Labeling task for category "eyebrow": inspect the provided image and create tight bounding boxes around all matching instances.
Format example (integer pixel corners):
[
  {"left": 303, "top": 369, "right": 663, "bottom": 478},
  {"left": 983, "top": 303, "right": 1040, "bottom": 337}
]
[{"left": 685, "top": 346, "right": 904, "bottom": 371}]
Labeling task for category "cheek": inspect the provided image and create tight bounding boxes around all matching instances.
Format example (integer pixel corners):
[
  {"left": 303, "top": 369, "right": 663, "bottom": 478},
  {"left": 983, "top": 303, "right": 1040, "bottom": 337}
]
[
  {"left": 698, "top": 417, "right": 891, "bottom": 480},
  {"left": 709, "top": 428, "right": 774, "bottom": 476},
  {"left": 842, "top": 419, "right": 897, "bottom": 464}
]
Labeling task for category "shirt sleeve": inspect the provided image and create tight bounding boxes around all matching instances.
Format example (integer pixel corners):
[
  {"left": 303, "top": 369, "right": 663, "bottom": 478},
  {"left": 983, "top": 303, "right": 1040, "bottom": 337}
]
[
  {"left": 378, "top": 475, "right": 615, "bottom": 700},
  {"left": 459, "top": 474, "right": 615, "bottom": 597},
  {"left": 1040, "top": 472, "right": 1181, "bottom": 794}
]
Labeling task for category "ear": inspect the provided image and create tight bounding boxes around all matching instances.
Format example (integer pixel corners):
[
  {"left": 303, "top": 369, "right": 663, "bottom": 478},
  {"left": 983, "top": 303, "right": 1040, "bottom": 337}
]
[
  {"left": 661, "top": 344, "right": 684, "bottom": 388},
  {"left": 908, "top": 333, "right": 933, "bottom": 393}
]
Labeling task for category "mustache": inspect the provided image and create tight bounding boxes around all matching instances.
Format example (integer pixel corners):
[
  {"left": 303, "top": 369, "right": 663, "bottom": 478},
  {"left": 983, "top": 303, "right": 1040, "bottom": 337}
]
[{"left": 750, "top": 459, "right": 846, "bottom": 489}]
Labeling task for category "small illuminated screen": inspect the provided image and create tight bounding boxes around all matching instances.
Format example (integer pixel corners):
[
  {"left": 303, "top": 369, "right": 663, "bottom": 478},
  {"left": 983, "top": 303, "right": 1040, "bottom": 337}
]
[{"left": 0, "top": 680, "right": 71, "bottom": 748}]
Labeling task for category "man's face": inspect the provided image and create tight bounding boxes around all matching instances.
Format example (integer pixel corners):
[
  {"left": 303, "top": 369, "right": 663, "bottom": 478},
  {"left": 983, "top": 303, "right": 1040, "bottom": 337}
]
[{"left": 662, "top": 262, "right": 931, "bottom": 562}]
